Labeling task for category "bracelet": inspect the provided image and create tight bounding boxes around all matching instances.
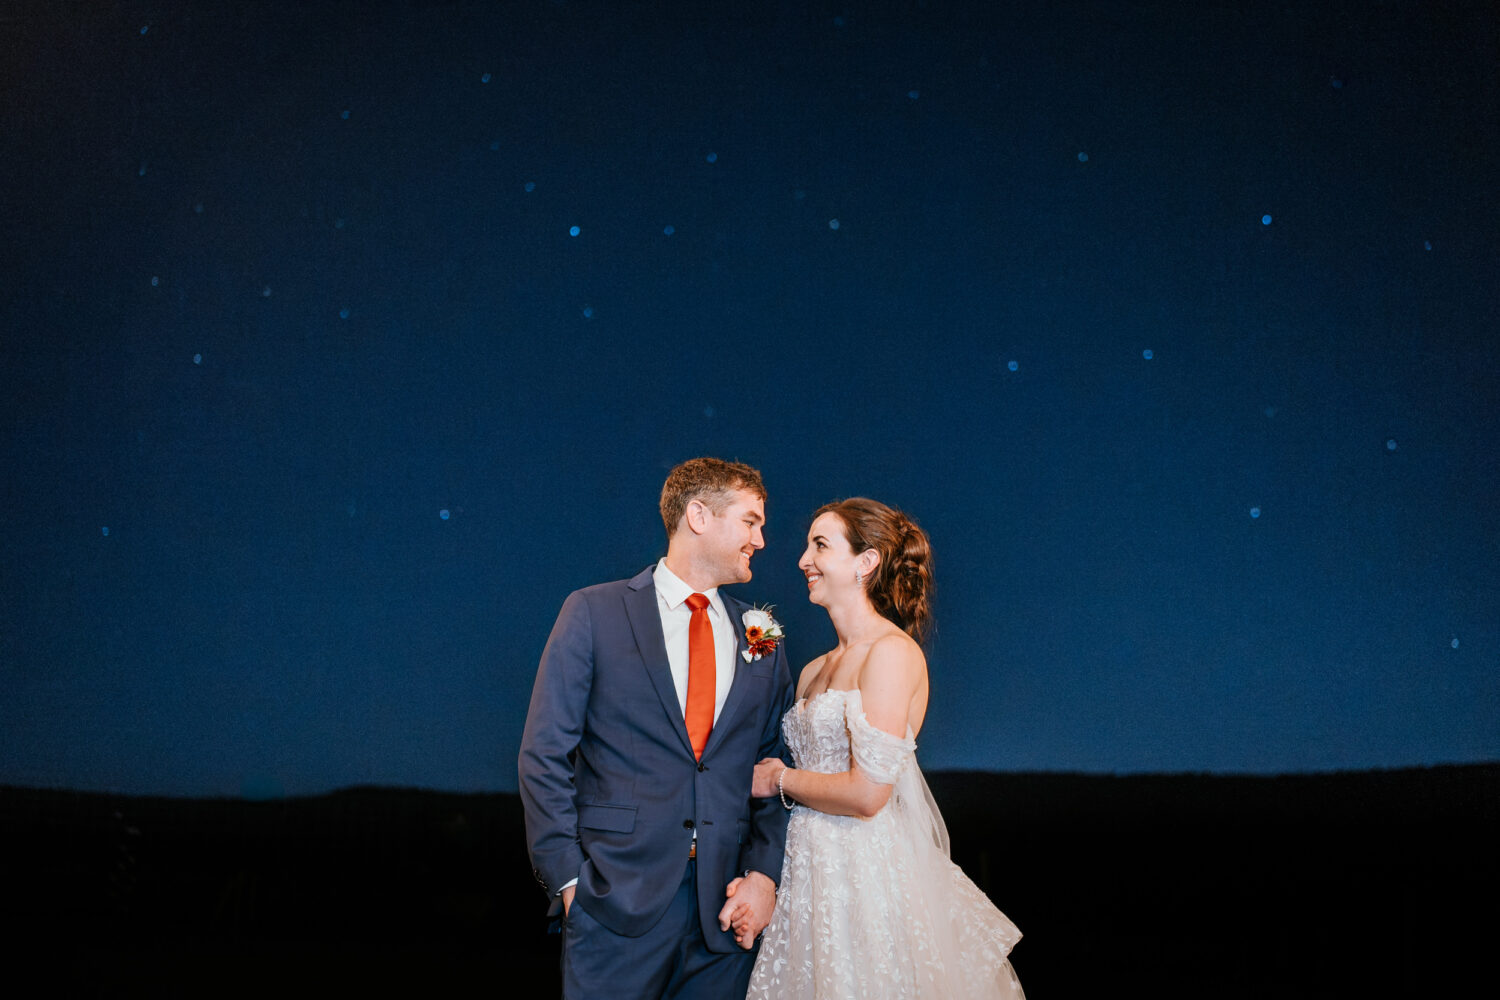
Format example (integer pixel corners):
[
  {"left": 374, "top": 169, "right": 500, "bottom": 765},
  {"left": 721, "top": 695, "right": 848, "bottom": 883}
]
[{"left": 777, "top": 766, "right": 793, "bottom": 810}]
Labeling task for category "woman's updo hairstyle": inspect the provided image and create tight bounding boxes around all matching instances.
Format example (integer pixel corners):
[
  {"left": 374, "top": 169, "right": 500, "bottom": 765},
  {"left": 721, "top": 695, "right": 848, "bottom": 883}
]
[{"left": 814, "top": 497, "right": 933, "bottom": 642}]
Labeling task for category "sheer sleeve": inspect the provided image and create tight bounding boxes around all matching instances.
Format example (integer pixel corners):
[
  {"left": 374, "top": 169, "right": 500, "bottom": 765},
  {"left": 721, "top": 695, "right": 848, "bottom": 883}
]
[
  {"left": 845, "top": 692, "right": 917, "bottom": 785},
  {"left": 845, "top": 688, "right": 950, "bottom": 857}
]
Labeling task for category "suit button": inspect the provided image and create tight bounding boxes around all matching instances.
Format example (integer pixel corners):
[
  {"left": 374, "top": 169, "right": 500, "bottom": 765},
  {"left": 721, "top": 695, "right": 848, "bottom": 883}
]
[
  {"left": 697, "top": 762, "right": 707, "bottom": 772},
  {"left": 683, "top": 819, "right": 694, "bottom": 829}
]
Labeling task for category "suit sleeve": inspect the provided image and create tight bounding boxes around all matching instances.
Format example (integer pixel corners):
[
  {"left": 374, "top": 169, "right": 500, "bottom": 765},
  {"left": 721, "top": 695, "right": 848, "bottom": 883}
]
[
  {"left": 737, "top": 639, "right": 796, "bottom": 884},
  {"left": 517, "top": 589, "right": 593, "bottom": 898}
]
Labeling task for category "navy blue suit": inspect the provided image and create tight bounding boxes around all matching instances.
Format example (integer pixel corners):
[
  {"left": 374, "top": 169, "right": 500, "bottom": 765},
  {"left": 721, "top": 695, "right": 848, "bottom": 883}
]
[{"left": 519, "top": 566, "right": 795, "bottom": 994}]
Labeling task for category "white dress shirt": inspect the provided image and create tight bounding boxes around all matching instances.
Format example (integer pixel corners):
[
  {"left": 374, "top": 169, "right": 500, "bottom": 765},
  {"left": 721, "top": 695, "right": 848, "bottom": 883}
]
[{"left": 653, "top": 558, "right": 736, "bottom": 723}]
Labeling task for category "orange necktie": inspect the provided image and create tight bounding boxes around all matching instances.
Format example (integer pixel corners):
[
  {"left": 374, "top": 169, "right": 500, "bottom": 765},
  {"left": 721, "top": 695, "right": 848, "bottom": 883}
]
[{"left": 684, "top": 593, "right": 715, "bottom": 760}]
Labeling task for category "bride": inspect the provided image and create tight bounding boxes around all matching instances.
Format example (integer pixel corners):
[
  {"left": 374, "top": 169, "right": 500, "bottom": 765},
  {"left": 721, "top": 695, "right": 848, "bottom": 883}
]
[{"left": 730, "top": 498, "right": 1025, "bottom": 999}]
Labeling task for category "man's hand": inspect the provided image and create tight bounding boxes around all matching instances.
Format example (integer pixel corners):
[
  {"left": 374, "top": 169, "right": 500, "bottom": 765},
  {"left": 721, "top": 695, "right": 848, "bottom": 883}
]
[
  {"left": 718, "top": 871, "right": 777, "bottom": 949},
  {"left": 561, "top": 884, "right": 576, "bottom": 917}
]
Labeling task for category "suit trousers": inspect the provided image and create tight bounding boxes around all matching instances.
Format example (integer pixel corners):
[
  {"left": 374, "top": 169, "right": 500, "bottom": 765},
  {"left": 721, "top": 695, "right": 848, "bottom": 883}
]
[{"left": 561, "top": 858, "right": 756, "bottom": 1000}]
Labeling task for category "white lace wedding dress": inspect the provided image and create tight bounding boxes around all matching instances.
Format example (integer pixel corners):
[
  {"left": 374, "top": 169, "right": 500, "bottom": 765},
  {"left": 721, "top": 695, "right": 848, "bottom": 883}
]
[{"left": 747, "top": 688, "right": 1025, "bottom": 999}]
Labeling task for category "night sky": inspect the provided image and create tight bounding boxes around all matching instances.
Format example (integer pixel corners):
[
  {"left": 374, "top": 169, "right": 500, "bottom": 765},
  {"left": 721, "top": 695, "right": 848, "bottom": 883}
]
[{"left": 2, "top": 1, "right": 1496, "bottom": 799}]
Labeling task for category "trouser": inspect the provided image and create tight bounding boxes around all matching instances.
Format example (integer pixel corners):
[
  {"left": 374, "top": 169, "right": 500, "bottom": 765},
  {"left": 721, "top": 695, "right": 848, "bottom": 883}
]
[{"left": 561, "top": 858, "right": 757, "bottom": 1000}]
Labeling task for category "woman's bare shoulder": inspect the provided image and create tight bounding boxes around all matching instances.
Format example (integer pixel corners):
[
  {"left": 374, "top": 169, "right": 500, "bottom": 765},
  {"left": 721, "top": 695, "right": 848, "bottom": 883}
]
[
  {"left": 864, "top": 630, "right": 924, "bottom": 673},
  {"left": 854, "top": 631, "right": 924, "bottom": 701}
]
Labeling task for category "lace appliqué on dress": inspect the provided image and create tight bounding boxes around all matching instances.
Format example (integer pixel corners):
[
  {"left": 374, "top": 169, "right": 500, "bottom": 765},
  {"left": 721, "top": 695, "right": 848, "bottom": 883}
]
[{"left": 748, "top": 688, "right": 1024, "bottom": 1000}]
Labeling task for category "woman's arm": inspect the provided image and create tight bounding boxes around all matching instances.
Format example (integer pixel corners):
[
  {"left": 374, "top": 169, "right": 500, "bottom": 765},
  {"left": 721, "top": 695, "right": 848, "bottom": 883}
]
[{"left": 753, "top": 635, "right": 921, "bottom": 819}]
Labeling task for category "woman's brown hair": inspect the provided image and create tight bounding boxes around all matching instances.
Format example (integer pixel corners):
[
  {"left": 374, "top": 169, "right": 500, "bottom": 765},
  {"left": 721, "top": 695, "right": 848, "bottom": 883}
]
[{"left": 815, "top": 497, "right": 933, "bottom": 642}]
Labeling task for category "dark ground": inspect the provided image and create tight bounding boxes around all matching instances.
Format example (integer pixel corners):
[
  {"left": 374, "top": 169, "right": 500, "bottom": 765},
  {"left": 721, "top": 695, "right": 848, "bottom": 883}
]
[{"left": 7, "top": 764, "right": 1496, "bottom": 997}]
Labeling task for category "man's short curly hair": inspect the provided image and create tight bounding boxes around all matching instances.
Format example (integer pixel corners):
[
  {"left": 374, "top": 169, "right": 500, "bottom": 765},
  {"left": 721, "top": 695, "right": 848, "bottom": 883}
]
[{"left": 659, "top": 458, "right": 767, "bottom": 536}]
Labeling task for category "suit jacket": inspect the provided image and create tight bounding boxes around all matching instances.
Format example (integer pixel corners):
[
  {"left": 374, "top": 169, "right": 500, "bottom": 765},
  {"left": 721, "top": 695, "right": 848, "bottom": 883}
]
[{"left": 518, "top": 566, "right": 795, "bottom": 951}]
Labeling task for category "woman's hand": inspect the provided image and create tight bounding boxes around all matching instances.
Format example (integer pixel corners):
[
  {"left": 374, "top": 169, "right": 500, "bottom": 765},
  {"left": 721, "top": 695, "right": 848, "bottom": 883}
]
[{"left": 751, "top": 757, "right": 786, "bottom": 798}]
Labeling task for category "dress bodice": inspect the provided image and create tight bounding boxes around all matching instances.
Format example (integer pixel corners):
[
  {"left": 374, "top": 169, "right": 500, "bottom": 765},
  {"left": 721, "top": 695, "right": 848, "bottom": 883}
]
[{"left": 784, "top": 687, "right": 917, "bottom": 784}]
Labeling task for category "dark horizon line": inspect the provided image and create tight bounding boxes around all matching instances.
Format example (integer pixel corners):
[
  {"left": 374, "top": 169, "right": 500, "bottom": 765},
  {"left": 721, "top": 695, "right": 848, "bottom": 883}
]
[{"left": 6, "top": 760, "right": 1497, "bottom": 805}]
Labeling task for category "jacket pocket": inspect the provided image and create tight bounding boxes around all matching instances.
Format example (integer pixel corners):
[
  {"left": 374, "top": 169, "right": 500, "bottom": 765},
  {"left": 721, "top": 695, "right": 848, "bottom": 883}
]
[{"left": 578, "top": 803, "right": 638, "bottom": 833}]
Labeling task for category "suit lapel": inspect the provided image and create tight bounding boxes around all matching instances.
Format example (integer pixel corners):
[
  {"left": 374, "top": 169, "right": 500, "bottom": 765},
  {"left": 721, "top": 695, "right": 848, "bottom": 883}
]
[{"left": 623, "top": 569, "right": 694, "bottom": 757}]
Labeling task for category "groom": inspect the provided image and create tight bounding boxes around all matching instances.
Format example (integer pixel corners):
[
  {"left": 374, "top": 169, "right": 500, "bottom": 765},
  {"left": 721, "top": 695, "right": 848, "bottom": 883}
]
[{"left": 519, "top": 457, "right": 796, "bottom": 998}]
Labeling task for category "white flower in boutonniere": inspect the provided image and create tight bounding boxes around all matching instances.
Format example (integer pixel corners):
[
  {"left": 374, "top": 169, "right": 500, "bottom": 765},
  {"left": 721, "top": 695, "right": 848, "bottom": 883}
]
[{"left": 741, "top": 606, "right": 785, "bottom": 662}]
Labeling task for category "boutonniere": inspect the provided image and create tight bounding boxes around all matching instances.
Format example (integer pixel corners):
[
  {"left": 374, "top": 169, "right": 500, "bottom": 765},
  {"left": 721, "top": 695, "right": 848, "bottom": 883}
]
[{"left": 740, "top": 606, "right": 785, "bottom": 662}]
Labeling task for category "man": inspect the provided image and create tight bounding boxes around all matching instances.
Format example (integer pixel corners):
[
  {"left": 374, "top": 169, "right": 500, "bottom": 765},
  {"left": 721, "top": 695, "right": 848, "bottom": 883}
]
[{"left": 519, "top": 457, "right": 795, "bottom": 998}]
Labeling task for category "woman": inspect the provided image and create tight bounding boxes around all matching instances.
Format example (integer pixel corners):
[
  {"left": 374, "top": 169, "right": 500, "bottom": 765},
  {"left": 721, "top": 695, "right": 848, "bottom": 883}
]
[{"left": 734, "top": 498, "right": 1025, "bottom": 999}]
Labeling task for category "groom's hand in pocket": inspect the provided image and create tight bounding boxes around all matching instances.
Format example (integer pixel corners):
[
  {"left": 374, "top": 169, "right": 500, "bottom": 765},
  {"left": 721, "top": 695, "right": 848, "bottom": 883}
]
[
  {"left": 720, "top": 871, "right": 776, "bottom": 949},
  {"left": 560, "top": 884, "right": 576, "bottom": 917}
]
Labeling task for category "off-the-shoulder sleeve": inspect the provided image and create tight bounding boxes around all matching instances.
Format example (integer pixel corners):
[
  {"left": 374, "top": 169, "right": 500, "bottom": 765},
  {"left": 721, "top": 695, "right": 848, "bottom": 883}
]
[{"left": 845, "top": 690, "right": 917, "bottom": 785}]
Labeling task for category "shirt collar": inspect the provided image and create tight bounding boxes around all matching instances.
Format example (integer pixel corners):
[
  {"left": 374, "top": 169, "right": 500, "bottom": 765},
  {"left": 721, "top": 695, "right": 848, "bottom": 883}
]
[{"left": 654, "top": 557, "right": 721, "bottom": 612}]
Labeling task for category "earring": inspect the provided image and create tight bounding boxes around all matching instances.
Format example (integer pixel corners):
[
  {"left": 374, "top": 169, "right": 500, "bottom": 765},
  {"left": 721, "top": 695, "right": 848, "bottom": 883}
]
[{"left": 855, "top": 569, "right": 864, "bottom": 585}]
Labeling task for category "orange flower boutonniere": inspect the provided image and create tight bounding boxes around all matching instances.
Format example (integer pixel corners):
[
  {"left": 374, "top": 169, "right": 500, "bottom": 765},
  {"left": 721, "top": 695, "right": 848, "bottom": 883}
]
[{"left": 740, "top": 606, "right": 785, "bottom": 662}]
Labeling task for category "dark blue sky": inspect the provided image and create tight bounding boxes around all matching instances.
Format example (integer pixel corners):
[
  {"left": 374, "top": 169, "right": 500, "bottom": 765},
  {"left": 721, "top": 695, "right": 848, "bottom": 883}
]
[{"left": 2, "top": 1, "right": 1496, "bottom": 798}]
